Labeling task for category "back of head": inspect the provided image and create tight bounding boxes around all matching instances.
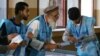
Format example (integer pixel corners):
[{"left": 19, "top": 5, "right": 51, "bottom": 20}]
[
  {"left": 15, "top": 2, "right": 29, "bottom": 15},
  {"left": 68, "top": 7, "right": 80, "bottom": 20}
]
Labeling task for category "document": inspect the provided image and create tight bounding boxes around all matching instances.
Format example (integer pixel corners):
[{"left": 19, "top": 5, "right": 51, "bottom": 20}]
[
  {"left": 7, "top": 35, "right": 23, "bottom": 55},
  {"left": 10, "top": 35, "right": 23, "bottom": 44}
]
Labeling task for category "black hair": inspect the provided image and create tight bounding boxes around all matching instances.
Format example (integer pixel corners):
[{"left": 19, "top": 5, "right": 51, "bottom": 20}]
[
  {"left": 15, "top": 2, "right": 28, "bottom": 15},
  {"left": 68, "top": 7, "right": 81, "bottom": 20}
]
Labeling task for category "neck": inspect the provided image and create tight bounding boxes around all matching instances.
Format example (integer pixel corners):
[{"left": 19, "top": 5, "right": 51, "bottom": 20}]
[{"left": 14, "top": 15, "right": 22, "bottom": 25}]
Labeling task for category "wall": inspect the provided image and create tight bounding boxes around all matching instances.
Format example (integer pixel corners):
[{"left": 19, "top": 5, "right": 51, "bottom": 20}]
[
  {"left": 0, "top": 0, "right": 7, "bottom": 19},
  {"left": 39, "top": 0, "right": 49, "bottom": 15},
  {"left": 81, "top": 0, "right": 93, "bottom": 17},
  {"left": 94, "top": 0, "right": 100, "bottom": 26}
]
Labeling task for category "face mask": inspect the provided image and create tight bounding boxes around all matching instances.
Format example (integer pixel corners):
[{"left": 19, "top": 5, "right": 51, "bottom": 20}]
[{"left": 48, "top": 18, "right": 56, "bottom": 29}]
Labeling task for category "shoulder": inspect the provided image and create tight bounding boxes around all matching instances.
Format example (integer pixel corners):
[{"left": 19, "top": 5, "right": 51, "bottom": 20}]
[
  {"left": 83, "top": 16, "right": 95, "bottom": 21},
  {"left": 0, "top": 19, "right": 6, "bottom": 28},
  {"left": 28, "top": 19, "right": 40, "bottom": 30},
  {"left": 67, "top": 19, "right": 73, "bottom": 24},
  {"left": 83, "top": 16, "right": 95, "bottom": 25},
  {"left": 4, "top": 19, "right": 14, "bottom": 25},
  {"left": 66, "top": 19, "right": 73, "bottom": 28},
  {"left": 32, "top": 20, "right": 40, "bottom": 25}
]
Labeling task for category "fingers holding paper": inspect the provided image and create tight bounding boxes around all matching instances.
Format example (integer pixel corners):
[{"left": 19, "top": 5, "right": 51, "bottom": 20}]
[{"left": 7, "top": 33, "right": 18, "bottom": 40}]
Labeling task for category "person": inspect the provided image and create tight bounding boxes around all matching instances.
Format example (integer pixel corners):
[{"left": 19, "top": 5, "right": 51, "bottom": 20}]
[
  {"left": 0, "top": 33, "right": 18, "bottom": 56},
  {"left": 25, "top": 6, "right": 59, "bottom": 56},
  {"left": 0, "top": 16, "right": 18, "bottom": 56},
  {"left": 0, "top": 2, "right": 29, "bottom": 56},
  {"left": 62, "top": 7, "right": 100, "bottom": 56}
]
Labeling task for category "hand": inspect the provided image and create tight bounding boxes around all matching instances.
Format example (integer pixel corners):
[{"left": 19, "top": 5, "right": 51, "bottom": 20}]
[
  {"left": 27, "top": 32, "right": 33, "bottom": 39},
  {"left": 44, "top": 43, "right": 57, "bottom": 51},
  {"left": 68, "top": 36, "right": 78, "bottom": 43},
  {"left": 8, "top": 43, "right": 18, "bottom": 50},
  {"left": 19, "top": 40, "right": 27, "bottom": 46},
  {"left": 7, "top": 33, "right": 18, "bottom": 40}
]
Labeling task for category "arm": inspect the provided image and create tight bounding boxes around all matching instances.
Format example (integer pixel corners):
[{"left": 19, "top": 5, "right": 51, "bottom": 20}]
[
  {"left": 27, "top": 20, "right": 44, "bottom": 51},
  {"left": 61, "top": 20, "right": 77, "bottom": 46},
  {"left": 0, "top": 23, "right": 8, "bottom": 44},
  {"left": 0, "top": 22, "right": 19, "bottom": 51},
  {"left": 0, "top": 23, "right": 17, "bottom": 42},
  {"left": 0, "top": 43, "right": 18, "bottom": 52},
  {"left": 61, "top": 29, "right": 75, "bottom": 46},
  {"left": 81, "top": 18, "right": 97, "bottom": 43}
]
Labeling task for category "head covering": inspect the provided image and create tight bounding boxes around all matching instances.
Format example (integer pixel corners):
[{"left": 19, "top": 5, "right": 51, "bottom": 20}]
[{"left": 44, "top": 6, "right": 59, "bottom": 14}]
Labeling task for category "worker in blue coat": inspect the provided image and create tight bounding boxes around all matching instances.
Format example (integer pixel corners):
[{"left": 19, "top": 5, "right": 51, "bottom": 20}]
[{"left": 62, "top": 7, "right": 100, "bottom": 56}]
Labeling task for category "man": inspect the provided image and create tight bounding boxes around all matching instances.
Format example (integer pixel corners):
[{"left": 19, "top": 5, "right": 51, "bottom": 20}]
[
  {"left": 62, "top": 7, "right": 100, "bottom": 56},
  {"left": 0, "top": 33, "right": 18, "bottom": 56},
  {"left": 0, "top": 2, "right": 29, "bottom": 56},
  {"left": 26, "top": 6, "right": 59, "bottom": 56},
  {"left": 0, "top": 17, "right": 18, "bottom": 56}
]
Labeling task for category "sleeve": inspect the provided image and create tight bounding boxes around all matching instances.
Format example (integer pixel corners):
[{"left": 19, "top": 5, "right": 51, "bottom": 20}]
[
  {"left": 0, "top": 23, "right": 8, "bottom": 44},
  {"left": 87, "top": 17, "right": 95, "bottom": 35},
  {"left": 62, "top": 20, "right": 73, "bottom": 41},
  {"left": 61, "top": 20, "right": 72, "bottom": 46},
  {"left": 28, "top": 20, "right": 44, "bottom": 51},
  {"left": 82, "top": 17, "right": 97, "bottom": 43}
]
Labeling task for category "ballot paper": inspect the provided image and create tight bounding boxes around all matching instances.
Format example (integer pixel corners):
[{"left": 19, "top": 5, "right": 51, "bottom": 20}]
[
  {"left": 10, "top": 35, "right": 23, "bottom": 44},
  {"left": 30, "top": 38, "right": 44, "bottom": 51},
  {"left": 6, "top": 35, "right": 23, "bottom": 55}
]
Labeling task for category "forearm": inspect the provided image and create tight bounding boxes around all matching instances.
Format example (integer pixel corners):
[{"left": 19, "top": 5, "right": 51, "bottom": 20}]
[
  {"left": 81, "top": 34, "right": 97, "bottom": 43},
  {"left": 30, "top": 37, "right": 44, "bottom": 51},
  {"left": 60, "top": 31, "right": 73, "bottom": 47}
]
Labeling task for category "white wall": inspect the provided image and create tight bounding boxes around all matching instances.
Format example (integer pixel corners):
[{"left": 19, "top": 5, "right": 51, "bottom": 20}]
[
  {"left": 39, "top": 0, "right": 49, "bottom": 15},
  {"left": 81, "top": 0, "right": 93, "bottom": 17},
  {"left": 67, "top": 0, "right": 79, "bottom": 9},
  {"left": 0, "top": 0, "right": 7, "bottom": 19}
]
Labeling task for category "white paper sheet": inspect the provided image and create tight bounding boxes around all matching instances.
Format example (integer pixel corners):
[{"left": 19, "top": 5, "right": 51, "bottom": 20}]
[
  {"left": 10, "top": 35, "right": 23, "bottom": 44},
  {"left": 7, "top": 35, "right": 23, "bottom": 55}
]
